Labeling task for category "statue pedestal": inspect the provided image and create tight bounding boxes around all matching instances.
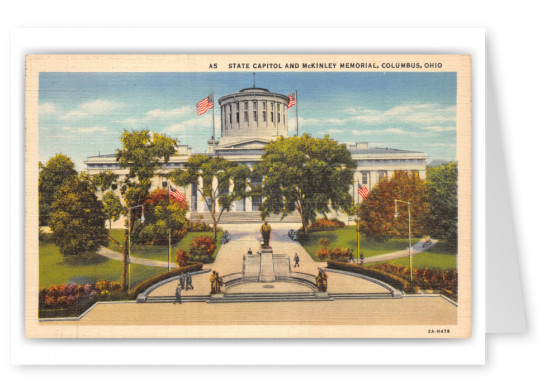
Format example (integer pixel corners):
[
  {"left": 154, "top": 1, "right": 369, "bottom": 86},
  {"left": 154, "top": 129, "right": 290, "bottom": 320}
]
[
  {"left": 259, "top": 251, "right": 276, "bottom": 282},
  {"left": 260, "top": 247, "right": 273, "bottom": 254}
]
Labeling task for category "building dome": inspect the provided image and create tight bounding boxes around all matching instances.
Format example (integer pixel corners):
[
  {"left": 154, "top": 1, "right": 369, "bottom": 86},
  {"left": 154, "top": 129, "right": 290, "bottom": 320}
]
[{"left": 218, "top": 87, "right": 289, "bottom": 145}]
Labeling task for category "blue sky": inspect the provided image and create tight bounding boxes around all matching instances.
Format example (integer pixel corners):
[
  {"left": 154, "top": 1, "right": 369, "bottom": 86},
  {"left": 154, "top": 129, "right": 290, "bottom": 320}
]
[{"left": 39, "top": 72, "right": 457, "bottom": 171}]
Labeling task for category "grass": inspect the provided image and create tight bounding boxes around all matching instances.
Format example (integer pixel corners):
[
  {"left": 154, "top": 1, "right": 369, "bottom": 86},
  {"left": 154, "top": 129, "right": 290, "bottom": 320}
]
[
  {"left": 369, "top": 241, "right": 457, "bottom": 270},
  {"left": 39, "top": 242, "right": 166, "bottom": 289},
  {"left": 301, "top": 226, "right": 413, "bottom": 261},
  {"left": 106, "top": 229, "right": 222, "bottom": 262},
  {"left": 301, "top": 225, "right": 456, "bottom": 270}
]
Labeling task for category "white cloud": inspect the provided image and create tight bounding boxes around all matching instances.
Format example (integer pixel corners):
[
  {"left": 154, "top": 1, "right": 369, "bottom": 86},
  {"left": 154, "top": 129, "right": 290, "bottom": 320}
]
[
  {"left": 424, "top": 125, "right": 456, "bottom": 132},
  {"left": 62, "top": 126, "right": 108, "bottom": 133},
  {"left": 145, "top": 105, "right": 192, "bottom": 119},
  {"left": 62, "top": 99, "right": 124, "bottom": 120},
  {"left": 166, "top": 116, "right": 210, "bottom": 133},
  {"left": 351, "top": 104, "right": 456, "bottom": 125},
  {"left": 384, "top": 128, "right": 407, "bottom": 134},
  {"left": 39, "top": 102, "right": 57, "bottom": 115}
]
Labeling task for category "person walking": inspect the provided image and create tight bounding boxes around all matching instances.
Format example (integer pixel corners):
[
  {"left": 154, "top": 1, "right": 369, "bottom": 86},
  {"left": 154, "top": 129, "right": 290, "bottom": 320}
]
[
  {"left": 179, "top": 272, "right": 186, "bottom": 290},
  {"left": 174, "top": 284, "right": 182, "bottom": 304},
  {"left": 294, "top": 253, "right": 300, "bottom": 268},
  {"left": 186, "top": 272, "right": 194, "bottom": 290}
]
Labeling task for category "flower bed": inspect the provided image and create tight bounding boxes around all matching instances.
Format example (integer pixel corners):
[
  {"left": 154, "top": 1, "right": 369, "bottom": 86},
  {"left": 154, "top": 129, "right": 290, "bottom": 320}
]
[
  {"left": 309, "top": 218, "right": 345, "bottom": 232},
  {"left": 189, "top": 235, "right": 216, "bottom": 263},
  {"left": 38, "top": 280, "right": 128, "bottom": 318}
]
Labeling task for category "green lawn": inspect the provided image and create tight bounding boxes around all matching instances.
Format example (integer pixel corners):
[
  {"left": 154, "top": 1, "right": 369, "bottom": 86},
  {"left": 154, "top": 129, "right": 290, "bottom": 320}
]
[
  {"left": 301, "top": 226, "right": 456, "bottom": 270},
  {"left": 106, "top": 229, "right": 222, "bottom": 262},
  {"left": 301, "top": 226, "right": 413, "bottom": 261},
  {"left": 369, "top": 241, "right": 457, "bottom": 270},
  {"left": 39, "top": 242, "right": 166, "bottom": 289}
]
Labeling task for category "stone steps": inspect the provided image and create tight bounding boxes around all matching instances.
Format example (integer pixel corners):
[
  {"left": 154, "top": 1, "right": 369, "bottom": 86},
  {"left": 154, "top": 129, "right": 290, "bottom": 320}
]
[{"left": 143, "top": 291, "right": 395, "bottom": 304}]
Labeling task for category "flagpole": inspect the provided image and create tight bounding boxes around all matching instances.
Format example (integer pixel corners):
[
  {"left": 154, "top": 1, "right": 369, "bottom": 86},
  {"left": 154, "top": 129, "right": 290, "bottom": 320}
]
[
  {"left": 211, "top": 92, "right": 215, "bottom": 140},
  {"left": 295, "top": 90, "right": 299, "bottom": 137}
]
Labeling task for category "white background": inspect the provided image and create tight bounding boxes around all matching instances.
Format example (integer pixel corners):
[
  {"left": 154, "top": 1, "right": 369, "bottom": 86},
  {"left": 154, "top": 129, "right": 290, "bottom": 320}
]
[{"left": 1, "top": 0, "right": 548, "bottom": 389}]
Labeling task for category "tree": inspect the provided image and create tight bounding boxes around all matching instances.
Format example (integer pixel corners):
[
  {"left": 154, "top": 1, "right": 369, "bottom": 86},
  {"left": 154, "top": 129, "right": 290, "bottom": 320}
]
[
  {"left": 171, "top": 154, "right": 250, "bottom": 241},
  {"left": 133, "top": 188, "right": 189, "bottom": 244},
  {"left": 110, "top": 130, "right": 178, "bottom": 290},
  {"left": 91, "top": 171, "right": 119, "bottom": 192},
  {"left": 358, "top": 171, "right": 429, "bottom": 241},
  {"left": 102, "top": 191, "right": 124, "bottom": 229},
  {"left": 254, "top": 134, "right": 356, "bottom": 233},
  {"left": 425, "top": 162, "right": 458, "bottom": 249},
  {"left": 39, "top": 154, "right": 78, "bottom": 226},
  {"left": 49, "top": 173, "right": 108, "bottom": 256}
]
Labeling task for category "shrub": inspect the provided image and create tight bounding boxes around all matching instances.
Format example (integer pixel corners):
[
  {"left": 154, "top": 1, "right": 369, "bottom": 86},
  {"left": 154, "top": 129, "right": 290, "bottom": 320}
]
[
  {"left": 310, "top": 218, "right": 345, "bottom": 232},
  {"left": 130, "top": 263, "right": 203, "bottom": 299},
  {"left": 188, "top": 221, "right": 212, "bottom": 232},
  {"left": 176, "top": 249, "right": 189, "bottom": 267},
  {"left": 189, "top": 236, "right": 216, "bottom": 261},
  {"left": 319, "top": 238, "right": 330, "bottom": 249},
  {"left": 316, "top": 248, "right": 331, "bottom": 259},
  {"left": 329, "top": 247, "right": 353, "bottom": 261}
]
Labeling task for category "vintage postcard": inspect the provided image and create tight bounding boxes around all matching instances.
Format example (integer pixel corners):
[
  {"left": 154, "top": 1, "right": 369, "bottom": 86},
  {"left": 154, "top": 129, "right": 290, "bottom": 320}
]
[{"left": 25, "top": 54, "right": 471, "bottom": 338}]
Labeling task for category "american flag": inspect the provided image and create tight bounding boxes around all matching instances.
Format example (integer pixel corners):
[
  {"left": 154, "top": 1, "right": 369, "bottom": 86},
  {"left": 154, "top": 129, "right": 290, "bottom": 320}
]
[
  {"left": 170, "top": 186, "right": 186, "bottom": 203},
  {"left": 288, "top": 92, "right": 296, "bottom": 108},
  {"left": 358, "top": 184, "right": 370, "bottom": 200},
  {"left": 196, "top": 94, "right": 214, "bottom": 116}
]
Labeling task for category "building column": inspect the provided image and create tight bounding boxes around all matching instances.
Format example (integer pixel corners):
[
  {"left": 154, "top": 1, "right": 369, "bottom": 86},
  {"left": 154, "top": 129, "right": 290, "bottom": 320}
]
[
  {"left": 228, "top": 178, "right": 235, "bottom": 212},
  {"left": 245, "top": 178, "right": 253, "bottom": 212},
  {"left": 197, "top": 176, "right": 205, "bottom": 213}
]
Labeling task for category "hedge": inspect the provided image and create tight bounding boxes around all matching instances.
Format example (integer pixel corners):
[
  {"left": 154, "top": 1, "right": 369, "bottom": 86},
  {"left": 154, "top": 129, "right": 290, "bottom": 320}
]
[
  {"left": 327, "top": 260, "right": 411, "bottom": 292},
  {"left": 130, "top": 263, "right": 203, "bottom": 299}
]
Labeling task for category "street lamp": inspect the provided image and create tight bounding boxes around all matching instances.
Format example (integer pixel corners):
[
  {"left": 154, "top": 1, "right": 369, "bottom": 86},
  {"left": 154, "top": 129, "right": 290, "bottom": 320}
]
[
  {"left": 127, "top": 204, "right": 145, "bottom": 290},
  {"left": 394, "top": 199, "right": 413, "bottom": 282}
]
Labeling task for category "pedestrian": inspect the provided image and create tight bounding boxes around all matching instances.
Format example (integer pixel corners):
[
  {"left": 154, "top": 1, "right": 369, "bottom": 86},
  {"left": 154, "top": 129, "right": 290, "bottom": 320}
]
[
  {"left": 294, "top": 253, "right": 300, "bottom": 268},
  {"left": 179, "top": 272, "right": 186, "bottom": 290},
  {"left": 186, "top": 272, "right": 194, "bottom": 290},
  {"left": 174, "top": 284, "right": 182, "bottom": 304},
  {"left": 247, "top": 248, "right": 253, "bottom": 255}
]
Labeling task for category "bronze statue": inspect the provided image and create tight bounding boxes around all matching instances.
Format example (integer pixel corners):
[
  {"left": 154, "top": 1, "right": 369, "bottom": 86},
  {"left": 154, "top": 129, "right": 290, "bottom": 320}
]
[
  {"left": 260, "top": 220, "right": 272, "bottom": 247},
  {"left": 316, "top": 269, "right": 328, "bottom": 292},
  {"left": 210, "top": 271, "right": 224, "bottom": 294}
]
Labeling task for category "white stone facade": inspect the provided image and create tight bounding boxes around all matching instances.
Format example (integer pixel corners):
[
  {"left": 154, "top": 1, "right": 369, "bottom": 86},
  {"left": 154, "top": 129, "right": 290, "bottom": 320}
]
[{"left": 85, "top": 86, "right": 428, "bottom": 220}]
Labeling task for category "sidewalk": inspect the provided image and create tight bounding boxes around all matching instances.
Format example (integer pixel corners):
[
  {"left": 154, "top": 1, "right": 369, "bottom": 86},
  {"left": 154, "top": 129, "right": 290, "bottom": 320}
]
[{"left": 97, "top": 247, "right": 179, "bottom": 269}]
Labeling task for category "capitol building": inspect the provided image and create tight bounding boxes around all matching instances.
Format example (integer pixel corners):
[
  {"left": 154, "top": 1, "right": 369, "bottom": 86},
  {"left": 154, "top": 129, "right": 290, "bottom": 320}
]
[{"left": 85, "top": 86, "right": 428, "bottom": 222}]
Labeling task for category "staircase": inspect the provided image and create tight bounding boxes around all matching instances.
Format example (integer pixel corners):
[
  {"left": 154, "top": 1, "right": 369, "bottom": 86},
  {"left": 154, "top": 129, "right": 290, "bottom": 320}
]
[
  {"left": 142, "top": 292, "right": 394, "bottom": 304},
  {"left": 190, "top": 211, "right": 302, "bottom": 224}
]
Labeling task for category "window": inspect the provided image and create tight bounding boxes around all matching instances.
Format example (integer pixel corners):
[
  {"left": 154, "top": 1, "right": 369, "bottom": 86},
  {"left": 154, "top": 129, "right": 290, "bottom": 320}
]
[
  {"left": 271, "top": 111, "right": 274, "bottom": 122},
  {"left": 262, "top": 101, "right": 267, "bottom": 121},
  {"left": 361, "top": 171, "right": 369, "bottom": 185},
  {"left": 378, "top": 171, "right": 387, "bottom": 181},
  {"left": 236, "top": 103, "right": 240, "bottom": 124},
  {"left": 244, "top": 101, "right": 248, "bottom": 122},
  {"left": 111, "top": 183, "right": 118, "bottom": 190},
  {"left": 229, "top": 104, "right": 232, "bottom": 125},
  {"left": 253, "top": 101, "right": 257, "bottom": 122},
  {"left": 283, "top": 114, "right": 285, "bottom": 125},
  {"left": 162, "top": 181, "right": 167, "bottom": 188},
  {"left": 278, "top": 112, "right": 280, "bottom": 123}
]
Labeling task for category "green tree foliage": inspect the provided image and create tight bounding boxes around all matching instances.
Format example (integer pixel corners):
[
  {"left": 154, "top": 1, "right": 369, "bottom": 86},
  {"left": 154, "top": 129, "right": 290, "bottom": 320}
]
[
  {"left": 254, "top": 135, "right": 356, "bottom": 233},
  {"left": 133, "top": 188, "right": 189, "bottom": 244},
  {"left": 102, "top": 191, "right": 124, "bottom": 229},
  {"left": 91, "top": 171, "right": 119, "bottom": 192},
  {"left": 49, "top": 173, "right": 108, "bottom": 256},
  {"left": 171, "top": 154, "right": 250, "bottom": 240},
  {"left": 425, "top": 162, "right": 458, "bottom": 249},
  {"left": 114, "top": 130, "right": 178, "bottom": 290},
  {"left": 39, "top": 154, "right": 78, "bottom": 226},
  {"left": 358, "top": 171, "right": 429, "bottom": 241}
]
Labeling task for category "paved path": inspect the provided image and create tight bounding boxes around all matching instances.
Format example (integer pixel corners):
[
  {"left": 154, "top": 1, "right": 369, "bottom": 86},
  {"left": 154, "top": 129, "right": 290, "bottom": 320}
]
[
  {"left": 149, "top": 222, "right": 389, "bottom": 297},
  {"left": 358, "top": 237, "right": 439, "bottom": 264},
  {"left": 97, "top": 247, "right": 179, "bottom": 269}
]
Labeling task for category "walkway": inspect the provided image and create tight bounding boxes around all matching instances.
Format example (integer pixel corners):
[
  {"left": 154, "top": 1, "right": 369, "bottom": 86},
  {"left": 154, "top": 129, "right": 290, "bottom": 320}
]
[
  {"left": 97, "top": 247, "right": 179, "bottom": 269},
  {"left": 359, "top": 237, "right": 439, "bottom": 264}
]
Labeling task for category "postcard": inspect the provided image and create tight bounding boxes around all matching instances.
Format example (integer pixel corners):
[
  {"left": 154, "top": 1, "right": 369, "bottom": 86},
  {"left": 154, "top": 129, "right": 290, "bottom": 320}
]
[{"left": 25, "top": 54, "right": 471, "bottom": 338}]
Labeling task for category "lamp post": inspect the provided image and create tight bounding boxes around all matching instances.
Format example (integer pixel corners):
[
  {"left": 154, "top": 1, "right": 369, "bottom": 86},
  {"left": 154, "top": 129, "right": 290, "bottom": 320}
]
[
  {"left": 394, "top": 199, "right": 413, "bottom": 282},
  {"left": 127, "top": 204, "right": 145, "bottom": 290}
]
